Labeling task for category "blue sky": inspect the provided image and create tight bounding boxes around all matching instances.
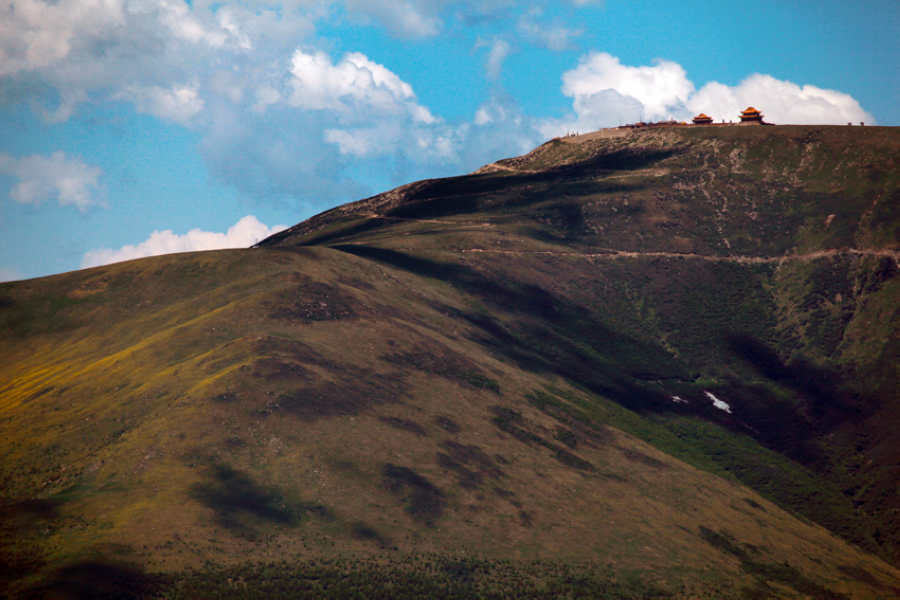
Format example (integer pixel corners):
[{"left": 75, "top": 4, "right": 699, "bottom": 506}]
[{"left": 1, "top": 0, "right": 897, "bottom": 281}]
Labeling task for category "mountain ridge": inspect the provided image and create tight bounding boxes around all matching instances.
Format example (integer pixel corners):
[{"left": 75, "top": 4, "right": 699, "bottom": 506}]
[{"left": 2, "top": 124, "right": 899, "bottom": 598}]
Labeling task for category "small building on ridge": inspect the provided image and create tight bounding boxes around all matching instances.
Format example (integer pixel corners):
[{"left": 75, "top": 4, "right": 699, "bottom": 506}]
[{"left": 739, "top": 107, "right": 764, "bottom": 123}]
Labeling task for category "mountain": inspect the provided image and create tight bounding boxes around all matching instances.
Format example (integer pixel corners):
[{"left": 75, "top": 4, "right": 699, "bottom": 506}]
[{"left": 1, "top": 124, "right": 898, "bottom": 599}]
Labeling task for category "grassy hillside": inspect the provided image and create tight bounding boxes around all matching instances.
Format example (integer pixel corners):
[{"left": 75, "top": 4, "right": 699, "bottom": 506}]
[{"left": 1, "top": 125, "right": 898, "bottom": 598}]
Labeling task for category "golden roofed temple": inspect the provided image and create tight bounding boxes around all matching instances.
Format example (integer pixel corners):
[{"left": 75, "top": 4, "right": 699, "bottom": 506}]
[
  {"left": 692, "top": 113, "right": 713, "bottom": 125},
  {"left": 739, "top": 106, "right": 764, "bottom": 123}
]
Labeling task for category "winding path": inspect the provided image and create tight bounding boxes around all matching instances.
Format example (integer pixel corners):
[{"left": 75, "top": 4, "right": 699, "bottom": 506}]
[
  {"left": 458, "top": 247, "right": 900, "bottom": 265},
  {"left": 353, "top": 212, "right": 900, "bottom": 266}
]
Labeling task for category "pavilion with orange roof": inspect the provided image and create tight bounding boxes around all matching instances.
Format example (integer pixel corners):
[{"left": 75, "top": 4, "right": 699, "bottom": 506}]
[
  {"left": 739, "top": 106, "right": 764, "bottom": 123},
  {"left": 692, "top": 113, "right": 713, "bottom": 125}
]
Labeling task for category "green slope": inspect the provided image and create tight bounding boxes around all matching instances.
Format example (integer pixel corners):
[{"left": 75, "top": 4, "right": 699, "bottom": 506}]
[{"left": 1, "top": 125, "right": 898, "bottom": 598}]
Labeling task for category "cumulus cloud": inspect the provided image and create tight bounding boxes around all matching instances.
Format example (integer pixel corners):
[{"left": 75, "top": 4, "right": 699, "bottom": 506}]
[
  {"left": 323, "top": 92, "right": 543, "bottom": 180},
  {"left": 117, "top": 84, "right": 205, "bottom": 125},
  {"left": 0, "top": 1, "right": 550, "bottom": 205},
  {"left": 5, "top": 2, "right": 873, "bottom": 222},
  {"left": 0, "top": 0, "right": 449, "bottom": 202},
  {"left": 563, "top": 52, "right": 693, "bottom": 120},
  {"left": 324, "top": 127, "right": 384, "bottom": 158},
  {"left": 288, "top": 49, "right": 434, "bottom": 123},
  {"left": 687, "top": 74, "right": 873, "bottom": 125},
  {"left": 1, "top": 0, "right": 318, "bottom": 122},
  {"left": 81, "top": 215, "right": 287, "bottom": 268},
  {"left": 543, "top": 52, "right": 874, "bottom": 137},
  {"left": 0, "top": 151, "right": 103, "bottom": 210},
  {"left": 0, "top": 0, "right": 126, "bottom": 76}
]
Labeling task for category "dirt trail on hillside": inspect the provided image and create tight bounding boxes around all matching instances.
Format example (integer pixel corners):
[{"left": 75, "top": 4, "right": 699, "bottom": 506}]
[
  {"left": 358, "top": 212, "right": 899, "bottom": 265},
  {"left": 458, "top": 247, "right": 900, "bottom": 265},
  {"left": 363, "top": 213, "right": 498, "bottom": 227}
]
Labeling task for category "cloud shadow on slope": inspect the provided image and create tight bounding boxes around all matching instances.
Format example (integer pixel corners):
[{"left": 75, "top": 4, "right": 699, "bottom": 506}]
[
  {"left": 271, "top": 147, "right": 674, "bottom": 247},
  {"left": 25, "top": 560, "right": 167, "bottom": 600},
  {"left": 189, "top": 463, "right": 332, "bottom": 538},
  {"left": 331, "top": 244, "right": 688, "bottom": 415}
]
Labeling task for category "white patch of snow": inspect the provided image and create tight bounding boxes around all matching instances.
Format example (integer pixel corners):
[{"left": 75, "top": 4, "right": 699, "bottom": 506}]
[
  {"left": 704, "top": 391, "right": 732, "bottom": 413},
  {"left": 671, "top": 395, "right": 688, "bottom": 404}
]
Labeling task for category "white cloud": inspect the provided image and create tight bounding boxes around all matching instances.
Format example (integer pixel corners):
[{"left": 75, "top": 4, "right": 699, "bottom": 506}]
[
  {"left": 483, "top": 39, "right": 511, "bottom": 81},
  {"left": 563, "top": 52, "right": 693, "bottom": 121},
  {"left": 154, "top": 0, "right": 227, "bottom": 47},
  {"left": 5, "top": 1, "right": 873, "bottom": 225},
  {"left": 463, "top": 95, "right": 545, "bottom": 163},
  {"left": 0, "top": 0, "right": 126, "bottom": 76},
  {"left": 288, "top": 49, "right": 434, "bottom": 123},
  {"left": 118, "top": 85, "right": 205, "bottom": 125},
  {"left": 81, "top": 215, "right": 287, "bottom": 268},
  {"left": 324, "top": 127, "right": 382, "bottom": 157},
  {"left": 343, "top": 0, "right": 441, "bottom": 38},
  {"left": 687, "top": 74, "right": 873, "bottom": 125},
  {"left": 0, "top": 1, "right": 533, "bottom": 203},
  {"left": 472, "top": 96, "right": 520, "bottom": 127},
  {"left": 0, "top": 151, "right": 103, "bottom": 211},
  {"left": 340, "top": 0, "right": 518, "bottom": 38},
  {"left": 544, "top": 52, "right": 875, "bottom": 137},
  {"left": 217, "top": 8, "right": 253, "bottom": 50},
  {"left": 38, "top": 89, "right": 88, "bottom": 124},
  {"left": 1, "top": 0, "right": 318, "bottom": 121},
  {"left": 280, "top": 48, "right": 458, "bottom": 165},
  {"left": 325, "top": 120, "right": 460, "bottom": 163},
  {"left": 518, "top": 10, "right": 582, "bottom": 51},
  {"left": 252, "top": 86, "right": 282, "bottom": 113}
]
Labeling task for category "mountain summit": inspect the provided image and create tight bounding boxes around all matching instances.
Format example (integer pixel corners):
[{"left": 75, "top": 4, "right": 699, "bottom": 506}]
[{"left": 2, "top": 125, "right": 899, "bottom": 598}]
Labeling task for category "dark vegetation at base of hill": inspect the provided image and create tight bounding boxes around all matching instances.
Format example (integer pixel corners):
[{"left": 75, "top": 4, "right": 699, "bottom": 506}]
[
  {"left": 20, "top": 556, "right": 670, "bottom": 599},
  {"left": 22, "top": 560, "right": 170, "bottom": 600},
  {"left": 163, "top": 557, "right": 674, "bottom": 600},
  {"left": 22, "top": 552, "right": 883, "bottom": 600}
]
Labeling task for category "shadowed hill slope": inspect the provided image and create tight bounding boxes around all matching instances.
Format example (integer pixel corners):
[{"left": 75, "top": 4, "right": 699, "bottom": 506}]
[{"left": 1, "top": 125, "right": 898, "bottom": 598}]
